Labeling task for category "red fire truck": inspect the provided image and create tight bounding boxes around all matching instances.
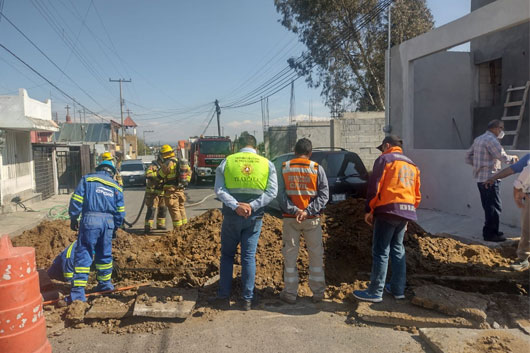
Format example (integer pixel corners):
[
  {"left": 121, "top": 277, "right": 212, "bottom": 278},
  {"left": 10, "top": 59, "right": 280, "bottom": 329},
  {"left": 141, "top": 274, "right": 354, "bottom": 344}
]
[{"left": 189, "top": 136, "right": 232, "bottom": 183}]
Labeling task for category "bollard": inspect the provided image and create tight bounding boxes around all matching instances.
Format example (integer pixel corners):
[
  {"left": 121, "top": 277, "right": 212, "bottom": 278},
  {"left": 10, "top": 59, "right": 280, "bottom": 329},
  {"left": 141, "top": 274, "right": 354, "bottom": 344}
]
[{"left": 0, "top": 235, "right": 52, "bottom": 353}]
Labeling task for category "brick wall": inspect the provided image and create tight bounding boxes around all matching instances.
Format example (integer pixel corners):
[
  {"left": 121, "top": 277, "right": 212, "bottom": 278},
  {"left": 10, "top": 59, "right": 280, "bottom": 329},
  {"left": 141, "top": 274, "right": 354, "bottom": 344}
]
[{"left": 331, "top": 112, "right": 385, "bottom": 170}]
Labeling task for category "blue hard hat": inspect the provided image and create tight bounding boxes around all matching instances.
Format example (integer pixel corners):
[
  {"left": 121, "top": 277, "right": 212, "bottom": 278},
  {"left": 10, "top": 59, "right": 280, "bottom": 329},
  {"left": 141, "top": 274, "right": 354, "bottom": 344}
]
[{"left": 96, "top": 160, "right": 116, "bottom": 173}]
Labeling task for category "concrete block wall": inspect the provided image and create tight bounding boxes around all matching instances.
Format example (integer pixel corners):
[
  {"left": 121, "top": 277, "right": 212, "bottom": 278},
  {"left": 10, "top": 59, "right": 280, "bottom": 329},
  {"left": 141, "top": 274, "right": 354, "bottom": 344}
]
[{"left": 331, "top": 112, "right": 385, "bottom": 170}]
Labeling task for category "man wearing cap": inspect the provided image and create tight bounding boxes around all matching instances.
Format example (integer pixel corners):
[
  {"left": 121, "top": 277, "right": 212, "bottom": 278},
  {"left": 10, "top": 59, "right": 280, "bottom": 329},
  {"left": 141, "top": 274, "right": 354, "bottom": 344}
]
[
  {"left": 209, "top": 134, "right": 277, "bottom": 310},
  {"left": 465, "top": 120, "right": 518, "bottom": 242},
  {"left": 353, "top": 135, "right": 421, "bottom": 303}
]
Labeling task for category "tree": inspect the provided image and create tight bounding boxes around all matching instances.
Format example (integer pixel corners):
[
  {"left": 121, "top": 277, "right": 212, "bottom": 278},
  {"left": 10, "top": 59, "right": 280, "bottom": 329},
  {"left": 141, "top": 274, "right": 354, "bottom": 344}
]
[{"left": 274, "top": 0, "right": 434, "bottom": 112}]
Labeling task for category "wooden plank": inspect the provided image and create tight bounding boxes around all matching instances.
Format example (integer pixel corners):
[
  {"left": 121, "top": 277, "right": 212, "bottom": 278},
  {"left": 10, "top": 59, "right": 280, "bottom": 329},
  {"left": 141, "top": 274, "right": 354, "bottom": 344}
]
[
  {"left": 504, "top": 100, "right": 523, "bottom": 107},
  {"left": 501, "top": 115, "right": 521, "bottom": 121},
  {"left": 507, "top": 86, "right": 527, "bottom": 92}
]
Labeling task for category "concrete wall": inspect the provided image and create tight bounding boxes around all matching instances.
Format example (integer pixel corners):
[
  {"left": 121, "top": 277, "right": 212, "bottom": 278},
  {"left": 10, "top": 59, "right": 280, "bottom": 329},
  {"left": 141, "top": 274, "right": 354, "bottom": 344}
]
[
  {"left": 409, "top": 149, "right": 526, "bottom": 227},
  {"left": 267, "top": 121, "right": 330, "bottom": 159},
  {"left": 471, "top": 21, "right": 530, "bottom": 149},
  {"left": 0, "top": 89, "right": 53, "bottom": 129},
  {"left": 413, "top": 51, "right": 474, "bottom": 149},
  {"left": 387, "top": 0, "right": 529, "bottom": 227},
  {"left": 331, "top": 112, "right": 385, "bottom": 169}
]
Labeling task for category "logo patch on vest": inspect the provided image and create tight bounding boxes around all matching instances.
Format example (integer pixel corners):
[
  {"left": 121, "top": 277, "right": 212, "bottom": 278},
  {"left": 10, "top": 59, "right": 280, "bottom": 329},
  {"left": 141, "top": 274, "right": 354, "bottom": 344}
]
[{"left": 241, "top": 164, "right": 253, "bottom": 176}]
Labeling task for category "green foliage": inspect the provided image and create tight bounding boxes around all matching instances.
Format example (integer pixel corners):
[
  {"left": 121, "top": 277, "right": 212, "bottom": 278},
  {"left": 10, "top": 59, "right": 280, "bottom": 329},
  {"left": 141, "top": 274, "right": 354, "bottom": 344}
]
[{"left": 274, "top": 0, "right": 434, "bottom": 112}]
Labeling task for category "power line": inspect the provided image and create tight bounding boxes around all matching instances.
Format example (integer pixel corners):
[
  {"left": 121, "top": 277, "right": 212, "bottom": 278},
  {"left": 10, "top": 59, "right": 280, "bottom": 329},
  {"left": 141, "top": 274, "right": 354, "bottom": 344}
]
[
  {"left": 221, "top": 0, "right": 392, "bottom": 109},
  {"left": 0, "top": 43, "right": 108, "bottom": 122},
  {"left": 0, "top": 10, "right": 109, "bottom": 113}
]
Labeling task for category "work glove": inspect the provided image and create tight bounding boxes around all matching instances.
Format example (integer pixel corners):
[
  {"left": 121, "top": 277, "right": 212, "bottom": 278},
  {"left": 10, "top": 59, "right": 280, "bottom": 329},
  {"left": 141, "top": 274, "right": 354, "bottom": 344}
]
[
  {"left": 70, "top": 218, "right": 79, "bottom": 231},
  {"left": 112, "top": 228, "right": 118, "bottom": 239}
]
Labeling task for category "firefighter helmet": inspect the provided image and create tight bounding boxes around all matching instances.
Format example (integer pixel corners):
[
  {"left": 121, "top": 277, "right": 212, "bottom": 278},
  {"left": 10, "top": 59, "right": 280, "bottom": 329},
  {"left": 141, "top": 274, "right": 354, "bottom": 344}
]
[{"left": 101, "top": 152, "right": 113, "bottom": 161}]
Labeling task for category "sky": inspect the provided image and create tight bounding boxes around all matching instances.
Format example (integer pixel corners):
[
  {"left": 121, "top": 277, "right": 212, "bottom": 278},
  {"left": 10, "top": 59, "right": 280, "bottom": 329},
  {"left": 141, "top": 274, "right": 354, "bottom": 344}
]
[{"left": 0, "top": 0, "right": 470, "bottom": 144}]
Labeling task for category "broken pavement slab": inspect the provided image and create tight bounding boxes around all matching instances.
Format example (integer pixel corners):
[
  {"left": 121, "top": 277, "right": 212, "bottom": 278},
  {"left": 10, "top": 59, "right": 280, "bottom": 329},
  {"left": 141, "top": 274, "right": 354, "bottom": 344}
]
[
  {"left": 411, "top": 284, "right": 489, "bottom": 324},
  {"left": 355, "top": 298, "right": 475, "bottom": 328},
  {"left": 133, "top": 287, "right": 198, "bottom": 319},
  {"left": 419, "top": 328, "right": 530, "bottom": 353},
  {"left": 85, "top": 297, "right": 133, "bottom": 319}
]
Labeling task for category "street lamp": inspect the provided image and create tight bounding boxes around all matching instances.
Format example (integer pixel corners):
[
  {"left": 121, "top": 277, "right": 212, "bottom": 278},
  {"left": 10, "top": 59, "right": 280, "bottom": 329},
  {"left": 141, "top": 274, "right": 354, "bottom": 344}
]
[{"left": 142, "top": 130, "right": 154, "bottom": 156}]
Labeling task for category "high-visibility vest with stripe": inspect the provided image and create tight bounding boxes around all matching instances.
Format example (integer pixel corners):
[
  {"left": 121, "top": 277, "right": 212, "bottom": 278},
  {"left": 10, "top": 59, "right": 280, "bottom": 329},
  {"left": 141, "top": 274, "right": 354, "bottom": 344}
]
[
  {"left": 159, "top": 158, "right": 179, "bottom": 189},
  {"left": 282, "top": 158, "right": 319, "bottom": 215},
  {"left": 224, "top": 152, "right": 269, "bottom": 202}
]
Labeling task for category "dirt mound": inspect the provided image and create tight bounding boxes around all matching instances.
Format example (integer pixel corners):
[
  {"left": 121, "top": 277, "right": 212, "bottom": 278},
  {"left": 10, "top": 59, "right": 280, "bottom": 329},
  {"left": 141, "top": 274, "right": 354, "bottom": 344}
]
[
  {"left": 13, "top": 199, "right": 519, "bottom": 290},
  {"left": 12, "top": 220, "right": 78, "bottom": 268},
  {"left": 12, "top": 198, "right": 527, "bottom": 333}
]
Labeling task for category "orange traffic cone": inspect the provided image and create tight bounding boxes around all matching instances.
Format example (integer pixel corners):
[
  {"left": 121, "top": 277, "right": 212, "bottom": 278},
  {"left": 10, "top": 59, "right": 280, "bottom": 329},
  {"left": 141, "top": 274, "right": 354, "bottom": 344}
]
[{"left": 0, "top": 235, "right": 52, "bottom": 353}]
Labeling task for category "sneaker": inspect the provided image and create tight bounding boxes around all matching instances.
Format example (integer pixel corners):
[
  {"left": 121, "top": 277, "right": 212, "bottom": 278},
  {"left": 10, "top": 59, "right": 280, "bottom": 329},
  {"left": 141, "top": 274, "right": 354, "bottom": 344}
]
[
  {"left": 384, "top": 284, "right": 405, "bottom": 299},
  {"left": 352, "top": 290, "right": 382, "bottom": 303},
  {"left": 240, "top": 299, "right": 252, "bottom": 311},
  {"left": 279, "top": 291, "right": 297, "bottom": 304},
  {"left": 207, "top": 296, "right": 230, "bottom": 309},
  {"left": 484, "top": 235, "right": 506, "bottom": 242},
  {"left": 510, "top": 259, "right": 529, "bottom": 271}
]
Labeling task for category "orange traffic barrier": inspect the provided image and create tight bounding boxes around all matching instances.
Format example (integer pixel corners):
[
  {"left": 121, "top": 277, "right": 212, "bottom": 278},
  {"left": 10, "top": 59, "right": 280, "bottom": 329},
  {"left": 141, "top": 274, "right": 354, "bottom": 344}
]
[{"left": 0, "top": 235, "right": 51, "bottom": 353}]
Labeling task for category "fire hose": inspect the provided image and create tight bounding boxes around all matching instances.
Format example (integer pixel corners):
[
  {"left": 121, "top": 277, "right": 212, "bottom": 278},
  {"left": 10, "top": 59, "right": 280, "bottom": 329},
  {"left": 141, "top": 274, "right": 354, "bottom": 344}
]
[{"left": 123, "top": 192, "right": 216, "bottom": 228}]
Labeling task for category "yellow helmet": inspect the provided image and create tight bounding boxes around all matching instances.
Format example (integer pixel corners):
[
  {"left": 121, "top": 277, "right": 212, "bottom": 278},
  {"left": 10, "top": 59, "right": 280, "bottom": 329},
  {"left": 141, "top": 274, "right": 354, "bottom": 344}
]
[
  {"left": 160, "top": 144, "right": 173, "bottom": 154},
  {"left": 101, "top": 152, "right": 113, "bottom": 161}
]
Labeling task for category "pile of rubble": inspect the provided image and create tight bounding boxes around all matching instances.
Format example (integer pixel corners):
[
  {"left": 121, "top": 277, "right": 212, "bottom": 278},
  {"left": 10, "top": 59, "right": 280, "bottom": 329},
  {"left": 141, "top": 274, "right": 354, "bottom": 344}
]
[{"left": 12, "top": 198, "right": 528, "bottom": 335}]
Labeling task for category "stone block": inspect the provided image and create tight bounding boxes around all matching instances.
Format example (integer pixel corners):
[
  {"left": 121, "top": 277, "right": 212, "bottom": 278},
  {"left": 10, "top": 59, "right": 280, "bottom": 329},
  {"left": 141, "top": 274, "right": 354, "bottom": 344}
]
[
  {"left": 355, "top": 298, "right": 474, "bottom": 328},
  {"left": 419, "top": 328, "right": 530, "bottom": 353},
  {"left": 411, "top": 285, "right": 488, "bottom": 324},
  {"left": 133, "top": 287, "right": 198, "bottom": 319},
  {"left": 85, "top": 297, "right": 132, "bottom": 319}
]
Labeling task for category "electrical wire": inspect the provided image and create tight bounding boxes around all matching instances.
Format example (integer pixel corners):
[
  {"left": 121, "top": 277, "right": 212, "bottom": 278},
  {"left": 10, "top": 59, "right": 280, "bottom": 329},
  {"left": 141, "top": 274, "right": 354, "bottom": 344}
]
[
  {"left": 0, "top": 43, "right": 109, "bottom": 122},
  {"left": 0, "top": 11, "right": 110, "bottom": 114},
  {"left": 221, "top": 0, "right": 392, "bottom": 109}
]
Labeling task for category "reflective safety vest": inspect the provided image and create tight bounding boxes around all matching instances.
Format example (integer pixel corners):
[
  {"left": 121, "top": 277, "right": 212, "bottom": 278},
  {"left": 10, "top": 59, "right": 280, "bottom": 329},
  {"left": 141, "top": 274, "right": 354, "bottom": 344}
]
[
  {"left": 224, "top": 151, "right": 269, "bottom": 202},
  {"left": 282, "top": 158, "right": 319, "bottom": 216},
  {"left": 158, "top": 158, "right": 179, "bottom": 189},
  {"left": 146, "top": 161, "right": 164, "bottom": 195}
]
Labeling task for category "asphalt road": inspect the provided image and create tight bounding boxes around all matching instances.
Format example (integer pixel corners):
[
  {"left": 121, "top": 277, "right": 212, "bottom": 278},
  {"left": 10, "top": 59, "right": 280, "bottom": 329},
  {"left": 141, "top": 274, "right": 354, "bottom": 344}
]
[
  {"left": 49, "top": 299, "right": 434, "bottom": 353},
  {"left": 122, "top": 181, "right": 221, "bottom": 232}
]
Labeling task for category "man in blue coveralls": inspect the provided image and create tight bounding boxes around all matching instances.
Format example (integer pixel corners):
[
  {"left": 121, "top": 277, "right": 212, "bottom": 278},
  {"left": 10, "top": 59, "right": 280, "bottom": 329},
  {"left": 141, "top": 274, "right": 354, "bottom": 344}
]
[
  {"left": 68, "top": 160, "right": 125, "bottom": 302},
  {"left": 47, "top": 241, "right": 78, "bottom": 283}
]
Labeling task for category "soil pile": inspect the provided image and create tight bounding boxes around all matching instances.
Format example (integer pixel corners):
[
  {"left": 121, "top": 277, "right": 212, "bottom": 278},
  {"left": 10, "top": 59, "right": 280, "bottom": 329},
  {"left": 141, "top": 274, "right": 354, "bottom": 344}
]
[{"left": 13, "top": 198, "right": 520, "bottom": 294}]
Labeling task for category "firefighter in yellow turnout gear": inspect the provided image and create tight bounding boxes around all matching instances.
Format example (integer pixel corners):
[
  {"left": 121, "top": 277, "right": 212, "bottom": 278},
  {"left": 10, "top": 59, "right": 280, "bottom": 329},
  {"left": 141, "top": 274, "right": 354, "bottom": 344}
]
[
  {"left": 158, "top": 145, "right": 191, "bottom": 228},
  {"left": 144, "top": 154, "right": 167, "bottom": 233},
  {"left": 101, "top": 151, "right": 123, "bottom": 187}
]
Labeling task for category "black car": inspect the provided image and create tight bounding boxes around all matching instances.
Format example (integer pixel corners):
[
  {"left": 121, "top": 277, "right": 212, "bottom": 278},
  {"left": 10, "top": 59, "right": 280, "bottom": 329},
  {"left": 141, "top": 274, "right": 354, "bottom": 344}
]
[{"left": 269, "top": 148, "right": 369, "bottom": 211}]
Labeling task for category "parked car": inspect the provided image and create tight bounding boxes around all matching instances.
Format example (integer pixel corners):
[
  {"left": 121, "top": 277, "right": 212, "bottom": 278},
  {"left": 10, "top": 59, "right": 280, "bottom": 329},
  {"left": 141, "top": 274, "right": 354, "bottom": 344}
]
[
  {"left": 119, "top": 159, "right": 146, "bottom": 187},
  {"left": 268, "top": 148, "right": 369, "bottom": 211}
]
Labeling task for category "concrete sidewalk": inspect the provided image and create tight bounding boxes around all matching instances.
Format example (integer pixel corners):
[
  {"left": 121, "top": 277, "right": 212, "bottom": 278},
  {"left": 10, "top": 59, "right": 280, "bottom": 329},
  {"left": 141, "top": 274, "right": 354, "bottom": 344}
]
[
  {"left": 0, "top": 193, "right": 72, "bottom": 238},
  {"left": 417, "top": 208, "right": 521, "bottom": 246}
]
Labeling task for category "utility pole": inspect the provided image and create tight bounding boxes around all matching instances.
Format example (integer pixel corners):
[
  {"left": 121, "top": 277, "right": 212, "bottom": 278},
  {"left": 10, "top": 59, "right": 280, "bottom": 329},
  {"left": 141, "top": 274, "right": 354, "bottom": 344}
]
[
  {"left": 143, "top": 130, "right": 154, "bottom": 156},
  {"left": 109, "top": 78, "right": 132, "bottom": 155},
  {"left": 65, "top": 104, "right": 70, "bottom": 122},
  {"left": 83, "top": 107, "right": 86, "bottom": 124},
  {"left": 215, "top": 99, "right": 221, "bottom": 137}
]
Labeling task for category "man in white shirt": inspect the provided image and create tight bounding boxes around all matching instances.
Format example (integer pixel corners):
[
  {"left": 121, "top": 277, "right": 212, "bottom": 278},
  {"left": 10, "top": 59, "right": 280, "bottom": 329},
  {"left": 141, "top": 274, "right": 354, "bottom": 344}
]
[{"left": 512, "top": 164, "right": 530, "bottom": 271}]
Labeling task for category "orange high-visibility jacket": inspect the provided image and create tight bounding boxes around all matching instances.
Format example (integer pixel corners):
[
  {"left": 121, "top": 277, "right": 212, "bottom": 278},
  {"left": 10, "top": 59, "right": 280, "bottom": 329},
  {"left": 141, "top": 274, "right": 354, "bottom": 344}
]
[
  {"left": 365, "top": 146, "right": 421, "bottom": 221},
  {"left": 282, "top": 158, "right": 319, "bottom": 217}
]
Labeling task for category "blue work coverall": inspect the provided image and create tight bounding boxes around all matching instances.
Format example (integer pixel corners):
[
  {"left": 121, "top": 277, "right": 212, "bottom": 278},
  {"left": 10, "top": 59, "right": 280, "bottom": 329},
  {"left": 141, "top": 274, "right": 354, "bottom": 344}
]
[
  {"left": 68, "top": 170, "right": 125, "bottom": 301},
  {"left": 47, "top": 241, "right": 77, "bottom": 283}
]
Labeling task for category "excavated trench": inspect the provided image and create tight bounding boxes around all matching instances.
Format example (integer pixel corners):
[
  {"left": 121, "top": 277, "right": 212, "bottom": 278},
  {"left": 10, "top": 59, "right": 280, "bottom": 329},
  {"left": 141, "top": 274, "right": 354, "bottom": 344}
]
[{"left": 12, "top": 198, "right": 528, "bottom": 333}]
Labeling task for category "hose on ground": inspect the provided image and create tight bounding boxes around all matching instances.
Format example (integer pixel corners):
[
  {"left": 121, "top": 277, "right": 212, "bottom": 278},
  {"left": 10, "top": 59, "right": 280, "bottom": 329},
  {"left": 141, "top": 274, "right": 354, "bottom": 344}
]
[
  {"left": 47, "top": 205, "right": 70, "bottom": 220},
  {"left": 123, "top": 193, "right": 146, "bottom": 228}
]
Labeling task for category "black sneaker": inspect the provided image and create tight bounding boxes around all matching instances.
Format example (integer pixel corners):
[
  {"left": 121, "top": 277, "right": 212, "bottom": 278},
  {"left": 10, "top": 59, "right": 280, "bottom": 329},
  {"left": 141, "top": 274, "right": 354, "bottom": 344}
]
[
  {"left": 241, "top": 299, "right": 252, "bottom": 311},
  {"left": 484, "top": 235, "right": 506, "bottom": 242},
  {"left": 207, "top": 296, "right": 230, "bottom": 309}
]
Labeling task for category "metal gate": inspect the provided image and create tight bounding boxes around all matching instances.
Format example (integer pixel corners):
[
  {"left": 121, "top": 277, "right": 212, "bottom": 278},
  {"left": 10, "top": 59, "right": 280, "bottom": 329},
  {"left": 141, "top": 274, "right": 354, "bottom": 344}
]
[
  {"left": 56, "top": 145, "right": 94, "bottom": 194},
  {"left": 32, "top": 145, "right": 55, "bottom": 200},
  {"left": 57, "top": 150, "right": 82, "bottom": 194}
]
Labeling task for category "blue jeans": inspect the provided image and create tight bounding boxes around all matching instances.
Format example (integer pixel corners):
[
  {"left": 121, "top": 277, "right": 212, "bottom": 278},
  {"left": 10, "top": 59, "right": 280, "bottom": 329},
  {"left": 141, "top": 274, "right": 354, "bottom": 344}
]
[
  {"left": 477, "top": 181, "right": 502, "bottom": 239},
  {"left": 218, "top": 210, "right": 263, "bottom": 301},
  {"left": 367, "top": 217, "right": 407, "bottom": 297}
]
